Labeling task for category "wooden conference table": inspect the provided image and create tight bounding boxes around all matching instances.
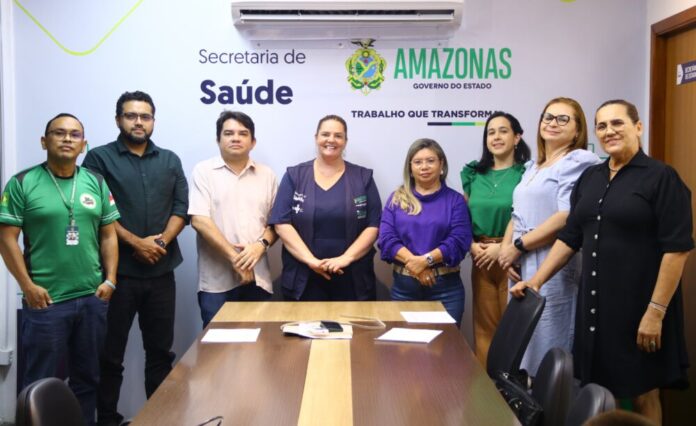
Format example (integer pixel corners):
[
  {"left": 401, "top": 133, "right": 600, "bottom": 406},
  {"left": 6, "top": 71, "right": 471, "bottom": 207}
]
[{"left": 132, "top": 302, "right": 519, "bottom": 425}]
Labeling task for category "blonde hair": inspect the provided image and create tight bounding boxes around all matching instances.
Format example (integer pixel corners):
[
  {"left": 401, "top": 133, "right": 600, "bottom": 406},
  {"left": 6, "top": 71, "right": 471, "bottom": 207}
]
[
  {"left": 391, "top": 138, "right": 448, "bottom": 215},
  {"left": 536, "top": 97, "right": 589, "bottom": 164}
]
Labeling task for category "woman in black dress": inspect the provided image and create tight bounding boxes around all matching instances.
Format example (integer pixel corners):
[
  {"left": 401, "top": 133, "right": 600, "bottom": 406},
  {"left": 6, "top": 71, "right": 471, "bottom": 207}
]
[{"left": 510, "top": 99, "right": 693, "bottom": 424}]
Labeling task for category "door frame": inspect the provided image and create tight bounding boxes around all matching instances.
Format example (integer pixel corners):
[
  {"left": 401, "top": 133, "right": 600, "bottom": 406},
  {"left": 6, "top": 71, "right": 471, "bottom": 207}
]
[{"left": 649, "top": 6, "right": 696, "bottom": 160}]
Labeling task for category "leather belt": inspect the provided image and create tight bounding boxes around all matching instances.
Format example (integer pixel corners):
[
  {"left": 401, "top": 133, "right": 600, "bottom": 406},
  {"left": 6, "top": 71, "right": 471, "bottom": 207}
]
[
  {"left": 474, "top": 235, "right": 503, "bottom": 244},
  {"left": 393, "top": 264, "right": 460, "bottom": 277}
]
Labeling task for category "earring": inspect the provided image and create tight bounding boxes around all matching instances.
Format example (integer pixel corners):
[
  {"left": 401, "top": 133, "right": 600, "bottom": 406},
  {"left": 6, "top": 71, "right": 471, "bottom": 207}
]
[{"left": 514, "top": 144, "right": 518, "bottom": 150}]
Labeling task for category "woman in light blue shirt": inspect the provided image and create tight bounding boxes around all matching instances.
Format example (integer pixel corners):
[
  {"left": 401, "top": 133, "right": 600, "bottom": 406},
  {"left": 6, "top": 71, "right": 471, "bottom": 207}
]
[{"left": 498, "top": 97, "right": 600, "bottom": 375}]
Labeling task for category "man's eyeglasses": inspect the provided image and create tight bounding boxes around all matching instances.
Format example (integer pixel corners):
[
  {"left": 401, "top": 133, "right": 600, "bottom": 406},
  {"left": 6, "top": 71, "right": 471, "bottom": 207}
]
[
  {"left": 122, "top": 112, "right": 154, "bottom": 122},
  {"left": 47, "top": 129, "right": 84, "bottom": 140},
  {"left": 541, "top": 113, "right": 572, "bottom": 126}
]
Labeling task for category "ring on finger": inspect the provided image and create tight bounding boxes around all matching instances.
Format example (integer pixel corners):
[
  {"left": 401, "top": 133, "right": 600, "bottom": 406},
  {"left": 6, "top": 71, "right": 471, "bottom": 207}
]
[{"left": 649, "top": 341, "right": 656, "bottom": 349}]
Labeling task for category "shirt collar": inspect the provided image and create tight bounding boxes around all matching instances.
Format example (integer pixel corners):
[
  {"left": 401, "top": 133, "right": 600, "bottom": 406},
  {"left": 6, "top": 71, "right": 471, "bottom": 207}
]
[
  {"left": 603, "top": 148, "right": 649, "bottom": 170},
  {"left": 214, "top": 156, "right": 256, "bottom": 176},
  {"left": 116, "top": 135, "right": 159, "bottom": 156},
  {"left": 412, "top": 181, "right": 447, "bottom": 201}
]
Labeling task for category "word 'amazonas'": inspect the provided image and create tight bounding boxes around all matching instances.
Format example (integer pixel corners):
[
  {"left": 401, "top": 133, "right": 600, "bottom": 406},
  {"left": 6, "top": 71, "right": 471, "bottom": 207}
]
[{"left": 394, "top": 48, "right": 512, "bottom": 79}]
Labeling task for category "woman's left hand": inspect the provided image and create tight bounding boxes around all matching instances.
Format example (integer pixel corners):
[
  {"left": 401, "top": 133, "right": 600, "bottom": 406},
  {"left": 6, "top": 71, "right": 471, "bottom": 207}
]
[
  {"left": 498, "top": 243, "right": 522, "bottom": 271},
  {"left": 475, "top": 243, "right": 501, "bottom": 270},
  {"left": 637, "top": 307, "right": 664, "bottom": 353},
  {"left": 405, "top": 255, "right": 429, "bottom": 276},
  {"left": 417, "top": 269, "right": 437, "bottom": 287},
  {"left": 509, "top": 280, "right": 539, "bottom": 298},
  {"left": 319, "top": 255, "right": 353, "bottom": 275}
]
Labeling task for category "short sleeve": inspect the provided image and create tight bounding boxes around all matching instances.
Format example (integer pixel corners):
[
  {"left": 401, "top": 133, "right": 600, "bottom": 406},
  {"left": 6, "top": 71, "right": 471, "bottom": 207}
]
[
  {"left": 99, "top": 180, "right": 120, "bottom": 225},
  {"left": 0, "top": 177, "right": 25, "bottom": 227},
  {"left": 268, "top": 172, "right": 295, "bottom": 225},
  {"left": 653, "top": 166, "right": 694, "bottom": 253},
  {"left": 557, "top": 168, "right": 591, "bottom": 251},
  {"left": 267, "top": 172, "right": 279, "bottom": 218},
  {"left": 365, "top": 176, "right": 382, "bottom": 227},
  {"left": 557, "top": 150, "right": 600, "bottom": 211},
  {"left": 188, "top": 162, "right": 212, "bottom": 217},
  {"left": 460, "top": 161, "right": 478, "bottom": 197}
]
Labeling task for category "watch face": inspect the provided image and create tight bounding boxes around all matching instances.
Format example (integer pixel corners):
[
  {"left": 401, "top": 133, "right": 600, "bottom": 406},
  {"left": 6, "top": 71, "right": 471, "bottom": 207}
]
[{"left": 514, "top": 238, "right": 526, "bottom": 252}]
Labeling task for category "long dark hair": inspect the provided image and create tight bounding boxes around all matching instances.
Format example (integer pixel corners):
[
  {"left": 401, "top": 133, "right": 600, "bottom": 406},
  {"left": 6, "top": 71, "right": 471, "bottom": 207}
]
[{"left": 475, "top": 111, "right": 530, "bottom": 173}]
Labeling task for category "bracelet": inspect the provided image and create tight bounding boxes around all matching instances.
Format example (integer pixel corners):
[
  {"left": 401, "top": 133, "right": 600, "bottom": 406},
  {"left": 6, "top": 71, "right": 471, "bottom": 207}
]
[
  {"left": 650, "top": 300, "right": 667, "bottom": 309},
  {"left": 649, "top": 301, "right": 666, "bottom": 313},
  {"left": 103, "top": 279, "right": 116, "bottom": 290}
]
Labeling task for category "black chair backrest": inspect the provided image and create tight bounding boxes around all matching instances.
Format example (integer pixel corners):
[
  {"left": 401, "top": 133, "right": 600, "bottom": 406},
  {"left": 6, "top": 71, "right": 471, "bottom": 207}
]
[
  {"left": 487, "top": 288, "right": 545, "bottom": 378},
  {"left": 15, "top": 377, "right": 86, "bottom": 426},
  {"left": 531, "top": 347, "right": 574, "bottom": 426},
  {"left": 565, "top": 383, "right": 616, "bottom": 426}
]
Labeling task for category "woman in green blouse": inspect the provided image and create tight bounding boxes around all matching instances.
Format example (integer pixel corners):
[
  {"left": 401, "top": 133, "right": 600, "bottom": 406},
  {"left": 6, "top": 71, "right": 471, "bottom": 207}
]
[{"left": 461, "top": 111, "right": 531, "bottom": 366}]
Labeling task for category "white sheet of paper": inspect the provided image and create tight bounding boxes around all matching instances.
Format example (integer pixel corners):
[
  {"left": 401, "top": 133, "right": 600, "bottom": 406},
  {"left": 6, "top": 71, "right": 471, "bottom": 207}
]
[
  {"left": 400, "top": 311, "right": 456, "bottom": 324},
  {"left": 376, "top": 327, "right": 443, "bottom": 343},
  {"left": 201, "top": 328, "right": 260, "bottom": 343}
]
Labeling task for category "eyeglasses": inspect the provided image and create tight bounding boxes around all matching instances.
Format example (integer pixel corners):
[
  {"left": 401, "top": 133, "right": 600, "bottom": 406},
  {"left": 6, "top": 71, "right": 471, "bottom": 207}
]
[
  {"left": 541, "top": 113, "right": 572, "bottom": 126},
  {"left": 47, "top": 129, "right": 84, "bottom": 140},
  {"left": 122, "top": 112, "right": 154, "bottom": 122},
  {"left": 595, "top": 119, "right": 626, "bottom": 134},
  {"left": 411, "top": 158, "right": 439, "bottom": 168}
]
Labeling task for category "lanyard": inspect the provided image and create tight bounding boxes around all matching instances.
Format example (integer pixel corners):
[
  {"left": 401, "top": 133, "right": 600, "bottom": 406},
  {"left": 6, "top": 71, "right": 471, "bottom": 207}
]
[{"left": 45, "top": 165, "right": 78, "bottom": 226}]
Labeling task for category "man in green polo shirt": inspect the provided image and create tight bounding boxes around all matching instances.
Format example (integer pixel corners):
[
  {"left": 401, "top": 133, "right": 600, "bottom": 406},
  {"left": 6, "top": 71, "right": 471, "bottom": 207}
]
[{"left": 0, "top": 113, "right": 119, "bottom": 425}]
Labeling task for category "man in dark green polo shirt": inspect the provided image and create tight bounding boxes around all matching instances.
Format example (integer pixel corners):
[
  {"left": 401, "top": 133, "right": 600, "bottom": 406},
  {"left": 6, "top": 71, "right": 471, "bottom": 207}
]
[
  {"left": 0, "top": 113, "right": 119, "bottom": 425},
  {"left": 82, "top": 91, "right": 188, "bottom": 426}
]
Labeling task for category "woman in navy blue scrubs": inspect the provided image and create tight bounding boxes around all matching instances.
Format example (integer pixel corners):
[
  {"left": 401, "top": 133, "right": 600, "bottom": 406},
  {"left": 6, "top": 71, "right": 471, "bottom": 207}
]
[{"left": 269, "top": 115, "right": 382, "bottom": 301}]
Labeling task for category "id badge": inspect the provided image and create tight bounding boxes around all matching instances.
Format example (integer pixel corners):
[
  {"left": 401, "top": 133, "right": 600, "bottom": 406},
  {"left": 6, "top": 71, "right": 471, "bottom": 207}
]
[{"left": 66, "top": 225, "right": 79, "bottom": 246}]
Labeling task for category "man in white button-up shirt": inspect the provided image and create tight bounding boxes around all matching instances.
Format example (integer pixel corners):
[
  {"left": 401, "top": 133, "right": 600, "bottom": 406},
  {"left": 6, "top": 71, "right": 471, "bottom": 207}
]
[{"left": 189, "top": 111, "right": 278, "bottom": 327}]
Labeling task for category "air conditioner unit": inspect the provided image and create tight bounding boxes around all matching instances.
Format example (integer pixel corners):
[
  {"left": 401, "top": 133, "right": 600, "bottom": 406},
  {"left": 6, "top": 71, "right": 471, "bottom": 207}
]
[{"left": 231, "top": 0, "right": 465, "bottom": 41}]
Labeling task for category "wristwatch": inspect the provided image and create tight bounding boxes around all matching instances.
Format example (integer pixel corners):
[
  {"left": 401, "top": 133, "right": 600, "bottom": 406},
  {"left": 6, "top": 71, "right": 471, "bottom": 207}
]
[
  {"left": 514, "top": 237, "right": 528, "bottom": 253},
  {"left": 257, "top": 237, "right": 270, "bottom": 251},
  {"left": 425, "top": 253, "right": 435, "bottom": 266}
]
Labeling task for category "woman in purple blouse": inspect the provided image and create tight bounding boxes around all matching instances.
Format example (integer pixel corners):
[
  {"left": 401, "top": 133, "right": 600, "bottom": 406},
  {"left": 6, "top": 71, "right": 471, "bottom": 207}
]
[{"left": 378, "top": 139, "right": 473, "bottom": 326}]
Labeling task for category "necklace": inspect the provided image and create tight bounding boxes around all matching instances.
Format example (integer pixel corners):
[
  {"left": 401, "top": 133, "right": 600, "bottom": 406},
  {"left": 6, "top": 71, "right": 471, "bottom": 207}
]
[
  {"left": 486, "top": 167, "right": 513, "bottom": 195},
  {"left": 608, "top": 162, "right": 622, "bottom": 173},
  {"left": 525, "top": 148, "right": 568, "bottom": 186}
]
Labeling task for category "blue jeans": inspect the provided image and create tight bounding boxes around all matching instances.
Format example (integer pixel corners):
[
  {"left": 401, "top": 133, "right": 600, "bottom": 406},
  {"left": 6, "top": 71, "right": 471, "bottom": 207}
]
[
  {"left": 198, "top": 284, "right": 272, "bottom": 328},
  {"left": 391, "top": 271, "right": 465, "bottom": 327},
  {"left": 21, "top": 294, "right": 108, "bottom": 426}
]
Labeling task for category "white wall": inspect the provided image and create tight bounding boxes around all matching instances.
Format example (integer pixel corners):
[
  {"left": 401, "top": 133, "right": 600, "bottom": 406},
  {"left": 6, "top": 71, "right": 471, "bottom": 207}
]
[{"left": 1, "top": 0, "right": 651, "bottom": 422}]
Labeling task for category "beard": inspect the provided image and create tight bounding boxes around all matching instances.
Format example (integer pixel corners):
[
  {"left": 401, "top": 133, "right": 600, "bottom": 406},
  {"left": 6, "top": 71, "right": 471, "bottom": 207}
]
[{"left": 119, "top": 125, "right": 151, "bottom": 145}]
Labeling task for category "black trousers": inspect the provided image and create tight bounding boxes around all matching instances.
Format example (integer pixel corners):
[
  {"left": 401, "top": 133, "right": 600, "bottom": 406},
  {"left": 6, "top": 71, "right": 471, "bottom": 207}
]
[{"left": 97, "top": 272, "right": 176, "bottom": 425}]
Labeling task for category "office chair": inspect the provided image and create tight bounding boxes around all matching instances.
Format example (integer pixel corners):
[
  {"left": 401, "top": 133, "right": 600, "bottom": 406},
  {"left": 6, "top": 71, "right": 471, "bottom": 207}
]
[
  {"left": 487, "top": 287, "right": 545, "bottom": 381},
  {"left": 531, "top": 347, "right": 574, "bottom": 426},
  {"left": 565, "top": 383, "right": 615, "bottom": 426},
  {"left": 15, "top": 377, "right": 86, "bottom": 426}
]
